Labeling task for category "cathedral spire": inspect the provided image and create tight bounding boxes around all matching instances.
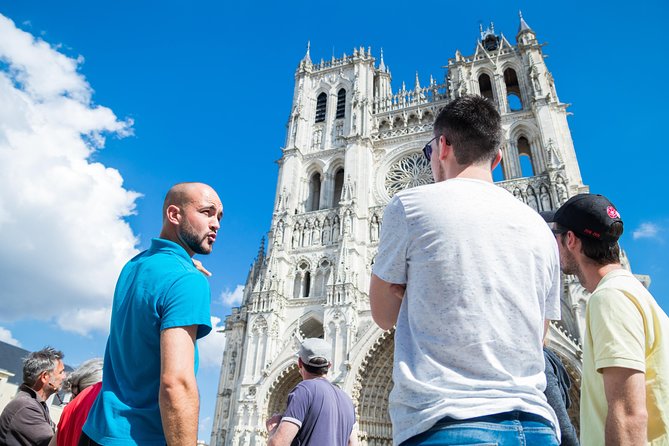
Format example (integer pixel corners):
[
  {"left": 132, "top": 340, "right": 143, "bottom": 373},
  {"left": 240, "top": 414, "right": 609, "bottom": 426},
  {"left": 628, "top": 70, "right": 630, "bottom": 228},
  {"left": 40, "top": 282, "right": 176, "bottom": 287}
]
[
  {"left": 518, "top": 10, "right": 532, "bottom": 33},
  {"left": 379, "top": 48, "right": 386, "bottom": 72},
  {"left": 303, "top": 41, "right": 312, "bottom": 64},
  {"left": 414, "top": 71, "right": 421, "bottom": 90}
]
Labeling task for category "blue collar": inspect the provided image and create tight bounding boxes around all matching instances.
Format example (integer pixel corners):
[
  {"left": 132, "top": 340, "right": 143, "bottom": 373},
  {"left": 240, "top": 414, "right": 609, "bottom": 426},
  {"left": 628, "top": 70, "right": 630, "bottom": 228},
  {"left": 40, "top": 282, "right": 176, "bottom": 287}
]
[{"left": 149, "top": 238, "right": 192, "bottom": 262}]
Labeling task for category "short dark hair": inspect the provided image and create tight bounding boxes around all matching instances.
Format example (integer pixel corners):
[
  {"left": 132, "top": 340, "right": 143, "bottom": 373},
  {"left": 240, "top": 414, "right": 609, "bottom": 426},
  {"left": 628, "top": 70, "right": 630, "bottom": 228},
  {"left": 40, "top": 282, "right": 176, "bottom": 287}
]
[
  {"left": 23, "top": 346, "right": 64, "bottom": 386},
  {"left": 564, "top": 221, "right": 623, "bottom": 265},
  {"left": 433, "top": 95, "right": 501, "bottom": 165},
  {"left": 302, "top": 357, "right": 329, "bottom": 376}
]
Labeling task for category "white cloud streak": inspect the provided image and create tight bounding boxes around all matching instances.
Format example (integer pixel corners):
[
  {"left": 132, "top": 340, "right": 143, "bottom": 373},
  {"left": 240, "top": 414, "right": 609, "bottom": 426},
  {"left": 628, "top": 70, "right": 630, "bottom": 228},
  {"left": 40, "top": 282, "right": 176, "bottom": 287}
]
[
  {"left": 633, "top": 222, "right": 660, "bottom": 240},
  {"left": 220, "top": 285, "right": 244, "bottom": 307},
  {"left": 198, "top": 316, "right": 226, "bottom": 369},
  {"left": 0, "top": 14, "right": 139, "bottom": 333},
  {"left": 0, "top": 327, "right": 22, "bottom": 347}
]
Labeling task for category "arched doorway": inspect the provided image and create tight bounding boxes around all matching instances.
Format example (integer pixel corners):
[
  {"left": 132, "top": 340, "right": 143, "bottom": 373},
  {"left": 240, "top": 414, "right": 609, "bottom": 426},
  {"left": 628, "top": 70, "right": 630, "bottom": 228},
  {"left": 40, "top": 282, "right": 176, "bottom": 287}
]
[
  {"left": 354, "top": 331, "right": 394, "bottom": 446},
  {"left": 266, "top": 364, "right": 301, "bottom": 419}
]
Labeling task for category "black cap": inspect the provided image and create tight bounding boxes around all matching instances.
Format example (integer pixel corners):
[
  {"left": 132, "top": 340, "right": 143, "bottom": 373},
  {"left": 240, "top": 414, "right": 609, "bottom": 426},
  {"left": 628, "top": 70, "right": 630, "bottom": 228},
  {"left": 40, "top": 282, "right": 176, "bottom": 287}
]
[{"left": 542, "top": 194, "right": 623, "bottom": 242}]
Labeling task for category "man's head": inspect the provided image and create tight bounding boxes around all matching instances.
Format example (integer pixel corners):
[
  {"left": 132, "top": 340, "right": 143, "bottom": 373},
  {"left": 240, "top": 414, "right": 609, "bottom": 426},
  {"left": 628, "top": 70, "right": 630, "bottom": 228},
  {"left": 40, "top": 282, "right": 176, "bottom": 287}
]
[
  {"left": 427, "top": 95, "right": 501, "bottom": 181},
  {"left": 543, "top": 193, "right": 624, "bottom": 273},
  {"left": 161, "top": 182, "right": 223, "bottom": 257},
  {"left": 23, "top": 347, "right": 65, "bottom": 397},
  {"left": 297, "top": 338, "right": 332, "bottom": 378}
]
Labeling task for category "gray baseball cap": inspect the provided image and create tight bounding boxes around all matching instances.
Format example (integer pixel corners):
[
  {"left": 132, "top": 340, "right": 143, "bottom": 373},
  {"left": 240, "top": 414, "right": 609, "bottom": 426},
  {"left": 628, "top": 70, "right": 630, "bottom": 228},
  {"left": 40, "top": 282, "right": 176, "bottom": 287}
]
[{"left": 298, "top": 338, "right": 332, "bottom": 366}]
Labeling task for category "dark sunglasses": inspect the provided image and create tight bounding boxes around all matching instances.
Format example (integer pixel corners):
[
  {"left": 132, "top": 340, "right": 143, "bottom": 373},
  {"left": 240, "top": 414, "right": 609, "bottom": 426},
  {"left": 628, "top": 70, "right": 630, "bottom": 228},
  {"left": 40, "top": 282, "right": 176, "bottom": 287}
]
[{"left": 422, "top": 135, "right": 451, "bottom": 161}]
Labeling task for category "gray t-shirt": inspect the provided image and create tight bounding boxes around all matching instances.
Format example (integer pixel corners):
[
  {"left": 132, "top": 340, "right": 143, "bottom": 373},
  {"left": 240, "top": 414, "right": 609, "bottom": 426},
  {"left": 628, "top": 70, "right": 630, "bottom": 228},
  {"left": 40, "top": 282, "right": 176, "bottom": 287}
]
[
  {"left": 282, "top": 378, "right": 355, "bottom": 446},
  {"left": 373, "top": 178, "right": 561, "bottom": 445}
]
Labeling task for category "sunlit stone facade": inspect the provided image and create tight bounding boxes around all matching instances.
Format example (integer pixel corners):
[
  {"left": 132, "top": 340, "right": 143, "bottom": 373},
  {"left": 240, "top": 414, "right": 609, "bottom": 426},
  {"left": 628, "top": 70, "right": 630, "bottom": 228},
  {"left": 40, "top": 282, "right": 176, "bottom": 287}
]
[{"left": 209, "top": 16, "right": 631, "bottom": 446}]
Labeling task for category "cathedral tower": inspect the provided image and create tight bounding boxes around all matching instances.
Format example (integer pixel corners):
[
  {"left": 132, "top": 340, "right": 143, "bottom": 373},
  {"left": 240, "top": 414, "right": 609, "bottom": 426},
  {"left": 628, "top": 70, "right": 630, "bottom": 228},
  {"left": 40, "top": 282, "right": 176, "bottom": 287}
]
[{"left": 211, "top": 14, "right": 615, "bottom": 445}]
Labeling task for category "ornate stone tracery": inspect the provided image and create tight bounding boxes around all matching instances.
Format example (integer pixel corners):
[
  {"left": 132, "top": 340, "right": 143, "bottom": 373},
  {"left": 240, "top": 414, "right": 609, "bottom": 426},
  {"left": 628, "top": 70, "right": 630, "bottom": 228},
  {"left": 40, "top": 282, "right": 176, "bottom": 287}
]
[{"left": 384, "top": 152, "right": 432, "bottom": 197}]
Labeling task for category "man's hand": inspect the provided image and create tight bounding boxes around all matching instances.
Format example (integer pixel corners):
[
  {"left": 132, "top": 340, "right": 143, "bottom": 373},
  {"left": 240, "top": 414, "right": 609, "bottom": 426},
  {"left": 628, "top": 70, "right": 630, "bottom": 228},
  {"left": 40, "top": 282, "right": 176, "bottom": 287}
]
[
  {"left": 159, "top": 325, "right": 199, "bottom": 446},
  {"left": 266, "top": 413, "right": 282, "bottom": 434},
  {"left": 192, "top": 258, "right": 212, "bottom": 276},
  {"left": 603, "top": 366, "right": 647, "bottom": 445}
]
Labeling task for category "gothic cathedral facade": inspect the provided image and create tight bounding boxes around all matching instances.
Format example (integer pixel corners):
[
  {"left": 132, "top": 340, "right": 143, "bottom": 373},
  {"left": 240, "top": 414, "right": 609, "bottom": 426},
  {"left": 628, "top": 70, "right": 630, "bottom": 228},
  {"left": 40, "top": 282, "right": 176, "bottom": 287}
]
[{"left": 210, "top": 15, "right": 634, "bottom": 446}]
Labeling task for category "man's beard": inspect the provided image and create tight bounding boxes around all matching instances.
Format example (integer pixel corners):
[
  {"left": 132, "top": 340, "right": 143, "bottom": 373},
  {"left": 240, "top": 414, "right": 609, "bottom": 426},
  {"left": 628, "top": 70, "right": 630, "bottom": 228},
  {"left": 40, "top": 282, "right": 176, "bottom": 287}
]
[{"left": 179, "top": 222, "right": 212, "bottom": 255}]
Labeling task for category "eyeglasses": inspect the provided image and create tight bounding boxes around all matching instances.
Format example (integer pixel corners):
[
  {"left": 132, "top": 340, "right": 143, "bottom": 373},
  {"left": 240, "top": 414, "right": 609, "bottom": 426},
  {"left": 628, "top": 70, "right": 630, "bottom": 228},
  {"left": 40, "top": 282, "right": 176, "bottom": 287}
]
[{"left": 422, "top": 135, "right": 451, "bottom": 161}]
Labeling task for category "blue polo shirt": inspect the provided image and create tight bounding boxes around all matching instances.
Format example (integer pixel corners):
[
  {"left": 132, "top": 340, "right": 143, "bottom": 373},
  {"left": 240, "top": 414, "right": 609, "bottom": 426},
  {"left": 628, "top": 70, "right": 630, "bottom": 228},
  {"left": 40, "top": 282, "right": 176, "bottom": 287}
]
[{"left": 83, "top": 238, "right": 212, "bottom": 445}]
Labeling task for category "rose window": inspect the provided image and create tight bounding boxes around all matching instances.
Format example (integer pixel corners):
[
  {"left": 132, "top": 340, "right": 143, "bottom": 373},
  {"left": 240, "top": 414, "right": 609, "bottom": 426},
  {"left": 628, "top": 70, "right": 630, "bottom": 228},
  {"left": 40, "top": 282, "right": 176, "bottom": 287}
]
[{"left": 384, "top": 152, "right": 433, "bottom": 197}]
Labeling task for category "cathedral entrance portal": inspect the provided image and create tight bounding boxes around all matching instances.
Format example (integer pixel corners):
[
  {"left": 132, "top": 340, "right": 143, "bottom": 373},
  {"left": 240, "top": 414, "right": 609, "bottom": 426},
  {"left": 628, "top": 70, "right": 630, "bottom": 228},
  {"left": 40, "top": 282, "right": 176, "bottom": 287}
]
[
  {"left": 355, "top": 331, "right": 394, "bottom": 446},
  {"left": 266, "top": 364, "right": 301, "bottom": 420}
]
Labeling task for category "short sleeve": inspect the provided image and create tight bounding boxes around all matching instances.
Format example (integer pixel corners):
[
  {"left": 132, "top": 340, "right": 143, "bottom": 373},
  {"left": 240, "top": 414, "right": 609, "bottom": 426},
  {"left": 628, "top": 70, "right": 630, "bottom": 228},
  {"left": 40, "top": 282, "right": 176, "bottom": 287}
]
[
  {"left": 160, "top": 272, "right": 212, "bottom": 339},
  {"left": 372, "top": 196, "right": 409, "bottom": 284},
  {"left": 281, "top": 383, "right": 311, "bottom": 428},
  {"left": 588, "top": 289, "right": 645, "bottom": 373}
]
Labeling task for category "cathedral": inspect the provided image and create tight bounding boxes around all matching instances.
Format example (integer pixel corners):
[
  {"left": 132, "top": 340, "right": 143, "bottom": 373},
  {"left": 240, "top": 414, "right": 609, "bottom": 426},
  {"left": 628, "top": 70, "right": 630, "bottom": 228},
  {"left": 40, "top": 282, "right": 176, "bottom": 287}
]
[{"left": 209, "top": 14, "right": 644, "bottom": 446}]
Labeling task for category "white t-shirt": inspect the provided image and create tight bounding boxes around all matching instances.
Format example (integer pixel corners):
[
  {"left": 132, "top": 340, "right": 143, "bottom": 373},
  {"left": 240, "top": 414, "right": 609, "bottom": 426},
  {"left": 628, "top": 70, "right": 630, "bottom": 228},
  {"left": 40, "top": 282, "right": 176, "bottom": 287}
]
[{"left": 373, "top": 178, "right": 561, "bottom": 445}]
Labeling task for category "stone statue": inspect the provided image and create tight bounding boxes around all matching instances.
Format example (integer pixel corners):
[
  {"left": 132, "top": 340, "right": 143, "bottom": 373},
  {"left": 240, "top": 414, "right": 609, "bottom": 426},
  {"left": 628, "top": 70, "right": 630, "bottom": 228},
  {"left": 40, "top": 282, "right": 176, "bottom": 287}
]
[
  {"left": 555, "top": 176, "right": 568, "bottom": 204},
  {"left": 291, "top": 226, "right": 299, "bottom": 249},
  {"left": 540, "top": 186, "right": 552, "bottom": 211},
  {"left": 275, "top": 220, "right": 284, "bottom": 245},
  {"left": 332, "top": 217, "right": 340, "bottom": 241},
  {"left": 370, "top": 216, "right": 379, "bottom": 242},
  {"left": 322, "top": 219, "right": 331, "bottom": 245},
  {"left": 526, "top": 187, "right": 538, "bottom": 211},
  {"left": 312, "top": 222, "right": 320, "bottom": 245}
]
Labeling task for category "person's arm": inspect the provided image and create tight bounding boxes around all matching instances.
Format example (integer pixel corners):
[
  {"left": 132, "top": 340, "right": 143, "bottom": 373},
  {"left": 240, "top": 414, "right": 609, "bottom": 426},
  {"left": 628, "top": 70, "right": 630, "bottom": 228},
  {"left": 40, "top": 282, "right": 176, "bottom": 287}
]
[
  {"left": 348, "top": 428, "right": 359, "bottom": 446},
  {"left": 159, "top": 325, "right": 199, "bottom": 446},
  {"left": 267, "top": 420, "right": 299, "bottom": 446},
  {"left": 369, "top": 274, "right": 405, "bottom": 330},
  {"left": 602, "top": 366, "right": 647, "bottom": 445},
  {"left": 10, "top": 403, "right": 54, "bottom": 446}
]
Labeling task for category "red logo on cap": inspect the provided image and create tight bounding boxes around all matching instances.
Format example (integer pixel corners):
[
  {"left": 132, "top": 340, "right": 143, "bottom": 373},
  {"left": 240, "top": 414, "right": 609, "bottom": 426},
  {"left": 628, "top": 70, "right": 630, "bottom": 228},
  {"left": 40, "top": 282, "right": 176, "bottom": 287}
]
[{"left": 607, "top": 206, "right": 620, "bottom": 219}]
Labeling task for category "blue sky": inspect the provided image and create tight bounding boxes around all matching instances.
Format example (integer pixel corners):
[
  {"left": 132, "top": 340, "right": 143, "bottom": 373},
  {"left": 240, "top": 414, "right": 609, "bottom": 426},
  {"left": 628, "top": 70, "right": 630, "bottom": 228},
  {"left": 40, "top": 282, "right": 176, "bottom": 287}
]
[{"left": 0, "top": 0, "right": 667, "bottom": 441}]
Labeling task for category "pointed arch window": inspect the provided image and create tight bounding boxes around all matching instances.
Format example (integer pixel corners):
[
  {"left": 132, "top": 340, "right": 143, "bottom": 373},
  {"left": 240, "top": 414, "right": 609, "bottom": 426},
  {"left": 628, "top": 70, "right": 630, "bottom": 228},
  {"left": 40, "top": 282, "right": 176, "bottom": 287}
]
[
  {"left": 333, "top": 168, "right": 345, "bottom": 207},
  {"left": 504, "top": 68, "right": 523, "bottom": 111},
  {"left": 315, "top": 92, "right": 327, "bottom": 123},
  {"left": 307, "top": 173, "right": 321, "bottom": 211},
  {"left": 478, "top": 73, "right": 494, "bottom": 101},
  {"left": 336, "top": 89, "right": 346, "bottom": 119},
  {"left": 517, "top": 136, "right": 535, "bottom": 177},
  {"left": 294, "top": 262, "right": 312, "bottom": 298}
]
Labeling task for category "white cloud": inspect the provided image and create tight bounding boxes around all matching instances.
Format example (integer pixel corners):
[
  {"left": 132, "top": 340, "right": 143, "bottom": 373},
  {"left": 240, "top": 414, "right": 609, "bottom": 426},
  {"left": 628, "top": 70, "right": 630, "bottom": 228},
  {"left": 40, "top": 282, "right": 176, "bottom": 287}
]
[
  {"left": 0, "top": 327, "right": 21, "bottom": 347},
  {"left": 220, "top": 285, "right": 244, "bottom": 307},
  {"left": 0, "top": 14, "right": 139, "bottom": 333},
  {"left": 198, "top": 316, "right": 226, "bottom": 369},
  {"left": 199, "top": 416, "right": 212, "bottom": 442},
  {"left": 633, "top": 222, "right": 660, "bottom": 240}
]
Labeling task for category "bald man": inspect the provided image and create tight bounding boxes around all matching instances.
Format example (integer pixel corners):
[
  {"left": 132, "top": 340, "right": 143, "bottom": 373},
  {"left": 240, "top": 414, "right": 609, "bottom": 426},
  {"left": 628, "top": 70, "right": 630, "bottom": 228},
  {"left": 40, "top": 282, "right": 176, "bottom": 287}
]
[{"left": 82, "top": 183, "right": 223, "bottom": 446}]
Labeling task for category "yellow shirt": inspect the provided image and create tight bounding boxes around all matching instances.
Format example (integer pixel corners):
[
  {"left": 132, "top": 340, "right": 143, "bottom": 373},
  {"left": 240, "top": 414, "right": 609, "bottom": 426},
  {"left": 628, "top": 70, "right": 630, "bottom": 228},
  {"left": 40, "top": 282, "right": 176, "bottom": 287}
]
[{"left": 581, "top": 268, "right": 669, "bottom": 445}]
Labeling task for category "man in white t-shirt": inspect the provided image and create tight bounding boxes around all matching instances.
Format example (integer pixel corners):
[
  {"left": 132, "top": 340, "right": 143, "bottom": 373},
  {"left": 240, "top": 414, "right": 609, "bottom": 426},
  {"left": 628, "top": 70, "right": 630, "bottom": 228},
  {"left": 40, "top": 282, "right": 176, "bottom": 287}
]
[{"left": 370, "top": 95, "right": 561, "bottom": 445}]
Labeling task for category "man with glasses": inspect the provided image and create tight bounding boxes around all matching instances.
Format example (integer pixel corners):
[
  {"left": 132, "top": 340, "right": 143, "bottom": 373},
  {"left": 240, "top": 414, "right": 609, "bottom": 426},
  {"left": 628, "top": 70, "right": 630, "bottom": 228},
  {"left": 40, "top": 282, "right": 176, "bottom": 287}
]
[
  {"left": 543, "top": 194, "right": 669, "bottom": 445},
  {"left": 370, "top": 95, "right": 561, "bottom": 445}
]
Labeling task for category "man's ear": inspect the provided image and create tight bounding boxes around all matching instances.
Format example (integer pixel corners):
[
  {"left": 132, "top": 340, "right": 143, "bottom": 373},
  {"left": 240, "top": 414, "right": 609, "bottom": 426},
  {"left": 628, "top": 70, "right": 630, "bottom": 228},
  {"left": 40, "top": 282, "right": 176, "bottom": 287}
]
[
  {"left": 566, "top": 231, "right": 581, "bottom": 252},
  {"left": 165, "top": 204, "right": 182, "bottom": 225},
  {"left": 438, "top": 135, "right": 451, "bottom": 161},
  {"left": 491, "top": 149, "right": 502, "bottom": 170}
]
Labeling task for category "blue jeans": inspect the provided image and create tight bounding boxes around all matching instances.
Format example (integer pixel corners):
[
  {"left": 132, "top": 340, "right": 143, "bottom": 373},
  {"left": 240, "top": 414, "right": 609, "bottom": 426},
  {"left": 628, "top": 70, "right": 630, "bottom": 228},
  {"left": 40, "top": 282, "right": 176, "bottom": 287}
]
[{"left": 401, "top": 411, "right": 559, "bottom": 446}]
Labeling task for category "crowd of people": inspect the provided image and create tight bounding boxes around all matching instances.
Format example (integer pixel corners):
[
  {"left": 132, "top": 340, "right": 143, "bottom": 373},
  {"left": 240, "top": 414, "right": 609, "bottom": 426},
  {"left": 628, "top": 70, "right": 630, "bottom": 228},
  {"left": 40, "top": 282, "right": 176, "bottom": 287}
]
[{"left": 0, "top": 96, "right": 667, "bottom": 445}]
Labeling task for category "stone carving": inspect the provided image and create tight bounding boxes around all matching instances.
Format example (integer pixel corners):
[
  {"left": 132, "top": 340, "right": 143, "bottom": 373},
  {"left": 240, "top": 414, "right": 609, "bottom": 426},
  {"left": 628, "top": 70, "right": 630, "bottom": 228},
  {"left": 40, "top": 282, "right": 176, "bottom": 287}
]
[
  {"left": 385, "top": 152, "right": 433, "bottom": 197},
  {"left": 540, "top": 185, "right": 552, "bottom": 211}
]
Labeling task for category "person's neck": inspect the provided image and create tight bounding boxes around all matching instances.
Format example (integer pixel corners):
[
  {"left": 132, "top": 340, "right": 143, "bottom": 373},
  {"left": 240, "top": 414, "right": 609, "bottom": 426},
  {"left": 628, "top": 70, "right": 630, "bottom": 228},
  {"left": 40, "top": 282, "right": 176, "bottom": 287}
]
[
  {"left": 580, "top": 262, "right": 623, "bottom": 293},
  {"left": 32, "top": 385, "right": 51, "bottom": 402},
  {"left": 159, "top": 229, "right": 194, "bottom": 257},
  {"left": 449, "top": 163, "right": 494, "bottom": 182}
]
